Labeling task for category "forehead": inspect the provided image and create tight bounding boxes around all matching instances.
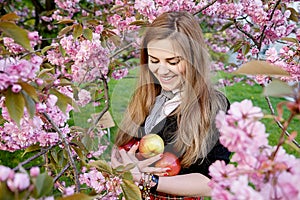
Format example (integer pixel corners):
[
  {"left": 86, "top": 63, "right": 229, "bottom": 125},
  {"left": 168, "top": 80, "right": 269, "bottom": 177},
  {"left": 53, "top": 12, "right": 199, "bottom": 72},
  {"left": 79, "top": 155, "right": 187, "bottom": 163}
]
[{"left": 147, "top": 39, "right": 181, "bottom": 58}]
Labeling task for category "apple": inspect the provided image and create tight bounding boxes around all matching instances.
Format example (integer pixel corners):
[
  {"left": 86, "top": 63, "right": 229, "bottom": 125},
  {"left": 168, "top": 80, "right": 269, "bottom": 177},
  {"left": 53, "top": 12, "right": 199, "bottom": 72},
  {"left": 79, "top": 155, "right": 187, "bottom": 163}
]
[
  {"left": 119, "top": 138, "right": 139, "bottom": 151},
  {"left": 155, "top": 152, "right": 181, "bottom": 176},
  {"left": 138, "top": 134, "right": 164, "bottom": 158}
]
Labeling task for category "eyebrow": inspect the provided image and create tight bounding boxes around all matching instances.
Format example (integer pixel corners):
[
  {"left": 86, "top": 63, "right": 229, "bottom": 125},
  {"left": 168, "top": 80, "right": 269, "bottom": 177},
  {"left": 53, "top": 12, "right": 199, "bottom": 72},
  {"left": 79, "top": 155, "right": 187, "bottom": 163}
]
[{"left": 148, "top": 54, "right": 181, "bottom": 61}]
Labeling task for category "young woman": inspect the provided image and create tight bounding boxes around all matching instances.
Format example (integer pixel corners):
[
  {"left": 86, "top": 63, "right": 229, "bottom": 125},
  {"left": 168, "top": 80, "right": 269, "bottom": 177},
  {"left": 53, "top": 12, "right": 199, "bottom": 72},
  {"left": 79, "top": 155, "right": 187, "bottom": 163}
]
[{"left": 111, "top": 11, "right": 230, "bottom": 199}]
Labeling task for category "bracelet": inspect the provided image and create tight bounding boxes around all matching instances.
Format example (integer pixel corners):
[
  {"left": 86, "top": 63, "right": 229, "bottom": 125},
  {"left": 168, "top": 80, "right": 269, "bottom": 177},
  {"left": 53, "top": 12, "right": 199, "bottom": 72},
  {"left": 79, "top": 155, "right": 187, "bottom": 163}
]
[
  {"left": 138, "top": 173, "right": 159, "bottom": 199},
  {"left": 150, "top": 174, "right": 159, "bottom": 193}
]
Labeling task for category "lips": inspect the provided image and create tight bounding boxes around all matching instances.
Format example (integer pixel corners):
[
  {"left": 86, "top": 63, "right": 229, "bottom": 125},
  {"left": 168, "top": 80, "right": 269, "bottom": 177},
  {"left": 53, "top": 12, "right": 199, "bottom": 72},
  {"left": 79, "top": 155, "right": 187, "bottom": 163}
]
[{"left": 159, "top": 75, "right": 176, "bottom": 83}]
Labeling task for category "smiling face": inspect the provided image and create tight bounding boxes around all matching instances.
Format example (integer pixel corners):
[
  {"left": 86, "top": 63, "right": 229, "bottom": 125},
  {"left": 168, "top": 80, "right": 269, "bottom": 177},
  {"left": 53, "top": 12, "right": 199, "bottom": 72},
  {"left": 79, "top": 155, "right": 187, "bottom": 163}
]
[{"left": 147, "top": 39, "right": 186, "bottom": 91}]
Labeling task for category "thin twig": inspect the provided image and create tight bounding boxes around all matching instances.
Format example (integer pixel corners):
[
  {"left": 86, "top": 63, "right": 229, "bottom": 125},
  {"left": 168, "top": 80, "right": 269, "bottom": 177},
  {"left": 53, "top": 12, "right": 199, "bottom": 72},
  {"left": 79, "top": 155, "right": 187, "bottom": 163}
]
[
  {"left": 265, "top": 96, "right": 300, "bottom": 149},
  {"left": 87, "top": 71, "right": 110, "bottom": 135},
  {"left": 234, "top": 19, "right": 260, "bottom": 48},
  {"left": 258, "top": 0, "right": 281, "bottom": 50},
  {"left": 193, "top": 0, "right": 218, "bottom": 15},
  {"left": 109, "top": 42, "right": 134, "bottom": 59},
  {"left": 13, "top": 145, "right": 55, "bottom": 171},
  {"left": 53, "top": 163, "right": 71, "bottom": 182},
  {"left": 271, "top": 112, "right": 295, "bottom": 160},
  {"left": 42, "top": 112, "right": 81, "bottom": 192}
]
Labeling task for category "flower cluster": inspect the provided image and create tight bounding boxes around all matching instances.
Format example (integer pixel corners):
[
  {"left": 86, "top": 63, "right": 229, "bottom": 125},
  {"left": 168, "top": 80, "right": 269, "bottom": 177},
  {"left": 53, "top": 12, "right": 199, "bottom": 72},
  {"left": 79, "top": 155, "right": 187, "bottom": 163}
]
[
  {"left": 265, "top": 44, "right": 300, "bottom": 81},
  {"left": 134, "top": 0, "right": 202, "bottom": 22},
  {"left": 79, "top": 167, "right": 123, "bottom": 198},
  {"left": 0, "top": 56, "right": 42, "bottom": 92},
  {"left": 210, "top": 99, "right": 300, "bottom": 200}
]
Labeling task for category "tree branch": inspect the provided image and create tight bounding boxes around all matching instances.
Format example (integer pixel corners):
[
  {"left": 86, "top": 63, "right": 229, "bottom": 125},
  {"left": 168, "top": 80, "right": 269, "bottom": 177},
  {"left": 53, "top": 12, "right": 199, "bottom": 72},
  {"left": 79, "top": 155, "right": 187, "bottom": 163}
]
[
  {"left": 53, "top": 163, "right": 71, "bottom": 183},
  {"left": 265, "top": 96, "right": 300, "bottom": 149},
  {"left": 109, "top": 42, "right": 134, "bottom": 59},
  {"left": 42, "top": 113, "right": 81, "bottom": 192},
  {"left": 258, "top": 0, "right": 281, "bottom": 50},
  {"left": 13, "top": 145, "right": 55, "bottom": 171},
  {"left": 87, "top": 71, "right": 110, "bottom": 135},
  {"left": 193, "top": 0, "right": 218, "bottom": 15},
  {"left": 234, "top": 19, "right": 260, "bottom": 48}
]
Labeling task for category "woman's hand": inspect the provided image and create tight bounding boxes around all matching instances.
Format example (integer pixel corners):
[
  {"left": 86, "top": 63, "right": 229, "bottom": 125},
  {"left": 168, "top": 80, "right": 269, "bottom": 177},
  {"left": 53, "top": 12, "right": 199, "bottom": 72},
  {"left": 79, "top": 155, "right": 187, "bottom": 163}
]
[{"left": 111, "top": 143, "right": 169, "bottom": 182}]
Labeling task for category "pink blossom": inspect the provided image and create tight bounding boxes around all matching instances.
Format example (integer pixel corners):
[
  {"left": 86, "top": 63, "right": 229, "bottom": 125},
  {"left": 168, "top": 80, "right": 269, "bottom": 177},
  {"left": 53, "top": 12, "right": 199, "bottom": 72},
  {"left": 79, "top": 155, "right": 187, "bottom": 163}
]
[
  {"left": 7, "top": 173, "right": 30, "bottom": 191},
  {"left": 111, "top": 68, "right": 128, "bottom": 80},
  {"left": 228, "top": 99, "right": 263, "bottom": 121},
  {"left": 0, "top": 165, "right": 13, "bottom": 181},
  {"left": 77, "top": 89, "right": 91, "bottom": 106},
  {"left": 63, "top": 185, "right": 75, "bottom": 196}
]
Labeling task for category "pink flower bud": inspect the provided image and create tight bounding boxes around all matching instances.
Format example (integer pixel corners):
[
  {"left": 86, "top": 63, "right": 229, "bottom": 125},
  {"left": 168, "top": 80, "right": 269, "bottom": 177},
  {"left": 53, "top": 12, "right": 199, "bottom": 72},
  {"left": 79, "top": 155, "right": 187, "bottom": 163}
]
[
  {"left": 36, "top": 78, "right": 44, "bottom": 86},
  {"left": 30, "top": 167, "right": 40, "bottom": 177},
  {"left": 12, "top": 84, "right": 22, "bottom": 93}
]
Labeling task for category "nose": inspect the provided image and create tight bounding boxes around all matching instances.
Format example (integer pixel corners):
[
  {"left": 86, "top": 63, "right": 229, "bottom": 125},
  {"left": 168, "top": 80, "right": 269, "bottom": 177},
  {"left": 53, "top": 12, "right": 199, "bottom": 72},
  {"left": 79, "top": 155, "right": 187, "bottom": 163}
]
[{"left": 156, "top": 63, "right": 169, "bottom": 75}]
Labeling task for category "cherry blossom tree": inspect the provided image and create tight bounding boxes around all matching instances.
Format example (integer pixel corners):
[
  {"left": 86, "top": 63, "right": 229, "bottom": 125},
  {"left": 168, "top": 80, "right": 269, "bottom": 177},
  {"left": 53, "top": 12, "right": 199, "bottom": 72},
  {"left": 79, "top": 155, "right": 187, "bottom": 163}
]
[{"left": 0, "top": 0, "right": 299, "bottom": 199}]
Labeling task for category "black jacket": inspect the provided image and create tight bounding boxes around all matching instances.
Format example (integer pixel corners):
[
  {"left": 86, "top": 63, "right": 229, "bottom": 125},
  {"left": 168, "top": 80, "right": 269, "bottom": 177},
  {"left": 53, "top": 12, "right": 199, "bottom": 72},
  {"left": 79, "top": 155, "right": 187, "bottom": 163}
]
[{"left": 138, "top": 94, "right": 231, "bottom": 178}]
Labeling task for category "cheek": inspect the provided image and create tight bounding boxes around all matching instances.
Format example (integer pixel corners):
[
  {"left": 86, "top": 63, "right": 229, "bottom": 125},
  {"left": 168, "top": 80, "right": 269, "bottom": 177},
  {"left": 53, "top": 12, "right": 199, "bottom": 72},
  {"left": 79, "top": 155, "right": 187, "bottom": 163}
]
[{"left": 148, "top": 64, "right": 157, "bottom": 73}]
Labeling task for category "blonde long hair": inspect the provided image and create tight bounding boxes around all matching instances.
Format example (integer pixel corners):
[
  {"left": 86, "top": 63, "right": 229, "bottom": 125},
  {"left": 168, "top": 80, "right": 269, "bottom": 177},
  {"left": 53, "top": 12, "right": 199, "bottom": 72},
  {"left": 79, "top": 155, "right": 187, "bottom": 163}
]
[{"left": 115, "top": 11, "right": 228, "bottom": 167}]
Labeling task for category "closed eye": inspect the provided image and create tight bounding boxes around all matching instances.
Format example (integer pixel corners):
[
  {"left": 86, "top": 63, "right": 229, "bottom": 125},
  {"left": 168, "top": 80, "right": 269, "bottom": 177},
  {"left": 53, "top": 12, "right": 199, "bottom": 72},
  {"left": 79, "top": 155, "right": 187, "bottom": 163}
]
[
  {"left": 167, "top": 57, "right": 181, "bottom": 65},
  {"left": 168, "top": 60, "right": 180, "bottom": 65},
  {"left": 150, "top": 59, "right": 159, "bottom": 64}
]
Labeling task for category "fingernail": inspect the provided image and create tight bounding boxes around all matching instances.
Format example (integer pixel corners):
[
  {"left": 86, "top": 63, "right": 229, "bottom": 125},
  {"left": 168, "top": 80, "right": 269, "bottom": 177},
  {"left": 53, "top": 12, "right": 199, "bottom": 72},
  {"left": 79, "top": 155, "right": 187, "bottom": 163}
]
[
  {"left": 166, "top": 169, "right": 171, "bottom": 173},
  {"left": 163, "top": 173, "right": 168, "bottom": 176}
]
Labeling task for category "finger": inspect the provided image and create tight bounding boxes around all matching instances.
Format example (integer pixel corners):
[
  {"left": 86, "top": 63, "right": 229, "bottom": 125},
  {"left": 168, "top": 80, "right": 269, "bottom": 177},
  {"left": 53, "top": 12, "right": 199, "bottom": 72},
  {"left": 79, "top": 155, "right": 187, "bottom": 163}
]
[
  {"left": 111, "top": 152, "right": 121, "bottom": 168},
  {"left": 128, "top": 142, "right": 139, "bottom": 155},
  {"left": 140, "top": 153, "right": 163, "bottom": 167},
  {"left": 119, "top": 149, "right": 132, "bottom": 165}
]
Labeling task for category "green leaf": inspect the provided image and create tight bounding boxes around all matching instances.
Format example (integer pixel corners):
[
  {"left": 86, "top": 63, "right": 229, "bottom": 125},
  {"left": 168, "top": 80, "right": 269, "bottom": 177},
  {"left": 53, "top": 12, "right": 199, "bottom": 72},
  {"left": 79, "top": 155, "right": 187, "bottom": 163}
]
[
  {"left": 56, "top": 19, "right": 75, "bottom": 24},
  {"left": 233, "top": 60, "right": 290, "bottom": 76},
  {"left": 22, "top": 144, "right": 41, "bottom": 157},
  {"left": 0, "top": 13, "right": 20, "bottom": 21},
  {"left": 122, "top": 171, "right": 133, "bottom": 181},
  {"left": 57, "top": 193, "right": 95, "bottom": 200},
  {"left": 89, "top": 160, "right": 113, "bottom": 174},
  {"left": 280, "top": 37, "right": 299, "bottom": 45},
  {"left": 230, "top": 40, "right": 243, "bottom": 53},
  {"left": 121, "top": 179, "right": 142, "bottom": 200},
  {"left": 59, "top": 44, "right": 66, "bottom": 57},
  {"left": 0, "top": 21, "right": 33, "bottom": 51},
  {"left": 242, "top": 43, "right": 250, "bottom": 55},
  {"left": 0, "top": 182, "right": 14, "bottom": 200},
  {"left": 263, "top": 79, "right": 294, "bottom": 97},
  {"left": 129, "top": 20, "right": 148, "bottom": 26},
  {"left": 19, "top": 82, "right": 38, "bottom": 102},
  {"left": 41, "top": 45, "right": 54, "bottom": 55},
  {"left": 114, "top": 165, "right": 125, "bottom": 173},
  {"left": 49, "top": 88, "right": 80, "bottom": 113},
  {"left": 287, "top": 7, "right": 299, "bottom": 22},
  {"left": 33, "top": 173, "right": 53, "bottom": 198},
  {"left": 73, "top": 24, "right": 83, "bottom": 39},
  {"left": 110, "top": 5, "right": 123, "bottom": 11},
  {"left": 38, "top": 67, "right": 54, "bottom": 77},
  {"left": 21, "top": 90, "right": 36, "bottom": 118},
  {"left": 4, "top": 88, "right": 25, "bottom": 125},
  {"left": 220, "top": 22, "right": 234, "bottom": 32},
  {"left": 58, "top": 25, "right": 73, "bottom": 37},
  {"left": 83, "top": 28, "right": 93, "bottom": 41}
]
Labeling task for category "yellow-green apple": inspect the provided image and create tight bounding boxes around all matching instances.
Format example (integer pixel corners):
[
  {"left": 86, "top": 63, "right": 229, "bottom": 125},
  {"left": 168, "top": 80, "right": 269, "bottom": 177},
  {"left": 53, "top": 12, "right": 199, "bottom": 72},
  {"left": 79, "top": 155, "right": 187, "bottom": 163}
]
[
  {"left": 155, "top": 152, "right": 181, "bottom": 176},
  {"left": 138, "top": 134, "right": 164, "bottom": 158}
]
